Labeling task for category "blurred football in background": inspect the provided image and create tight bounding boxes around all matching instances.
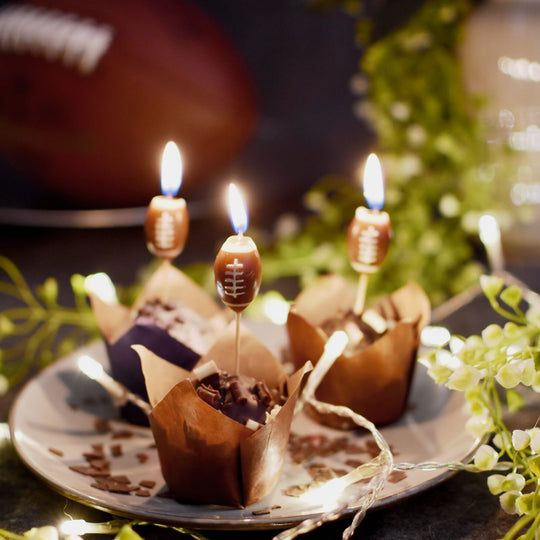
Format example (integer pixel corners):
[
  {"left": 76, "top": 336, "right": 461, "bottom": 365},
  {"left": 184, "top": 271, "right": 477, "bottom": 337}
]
[{"left": 0, "top": 0, "right": 258, "bottom": 207}]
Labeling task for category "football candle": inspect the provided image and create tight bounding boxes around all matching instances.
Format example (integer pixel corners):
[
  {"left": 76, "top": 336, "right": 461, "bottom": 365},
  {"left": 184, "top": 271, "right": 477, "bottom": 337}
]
[
  {"left": 144, "top": 141, "right": 189, "bottom": 262},
  {"left": 214, "top": 183, "right": 262, "bottom": 374},
  {"left": 347, "top": 153, "right": 392, "bottom": 314}
]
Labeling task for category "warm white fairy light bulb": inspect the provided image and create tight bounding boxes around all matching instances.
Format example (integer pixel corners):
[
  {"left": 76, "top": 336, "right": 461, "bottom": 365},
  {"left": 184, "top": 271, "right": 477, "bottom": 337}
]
[
  {"left": 84, "top": 272, "right": 118, "bottom": 304},
  {"left": 478, "top": 214, "right": 504, "bottom": 273},
  {"left": 261, "top": 293, "right": 289, "bottom": 325},
  {"left": 77, "top": 355, "right": 104, "bottom": 380}
]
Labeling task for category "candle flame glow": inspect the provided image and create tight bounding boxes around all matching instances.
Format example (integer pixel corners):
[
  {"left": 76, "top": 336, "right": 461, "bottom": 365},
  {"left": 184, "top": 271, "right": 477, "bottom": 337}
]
[
  {"left": 227, "top": 183, "right": 248, "bottom": 234},
  {"left": 160, "top": 141, "right": 183, "bottom": 197},
  {"left": 362, "top": 153, "right": 385, "bottom": 210}
]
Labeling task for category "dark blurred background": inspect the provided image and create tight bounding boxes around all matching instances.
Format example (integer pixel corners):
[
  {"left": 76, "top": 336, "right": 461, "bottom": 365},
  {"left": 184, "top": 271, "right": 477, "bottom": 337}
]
[{"left": 0, "top": 0, "right": 425, "bottom": 223}]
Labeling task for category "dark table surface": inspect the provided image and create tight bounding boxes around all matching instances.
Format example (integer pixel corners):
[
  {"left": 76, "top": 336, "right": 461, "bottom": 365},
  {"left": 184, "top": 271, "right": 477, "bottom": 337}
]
[{"left": 0, "top": 219, "right": 538, "bottom": 540}]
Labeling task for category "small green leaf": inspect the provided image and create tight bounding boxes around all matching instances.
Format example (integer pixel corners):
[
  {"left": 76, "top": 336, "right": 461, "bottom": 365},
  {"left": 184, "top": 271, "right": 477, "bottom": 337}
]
[
  {"left": 427, "top": 363, "right": 453, "bottom": 384},
  {"left": 516, "top": 492, "right": 540, "bottom": 516},
  {"left": 0, "top": 315, "right": 15, "bottom": 337},
  {"left": 480, "top": 275, "right": 504, "bottom": 300},
  {"left": 500, "top": 285, "right": 522, "bottom": 309},
  {"left": 70, "top": 273, "right": 87, "bottom": 296},
  {"left": 37, "top": 278, "right": 58, "bottom": 305},
  {"left": 528, "top": 455, "right": 540, "bottom": 477},
  {"left": 506, "top": 389, "right": 525, "bottom": 412},
  {"left": 115, "top": 524, "right": 144, "bottom": 540}
]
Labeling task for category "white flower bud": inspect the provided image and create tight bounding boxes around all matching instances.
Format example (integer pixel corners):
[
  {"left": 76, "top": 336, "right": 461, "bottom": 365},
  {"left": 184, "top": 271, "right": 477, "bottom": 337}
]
[
  {"left": 474, "top": 444, "right": 499, "bottom": 470},
  {"left": 529, "top": 428, "right": 540, "bottom": 454},
  {"left": 495, "top": 363, "right": 522, "bottom": 389},
  {"left": 466, "top": 415, "right": 494, "bottom": 439},
  {"left": 447, "top": 365, "right": 483, "bottom": 391},
  {"left": 487, "top": 474, "right": 505, "bottom": 495},
  {"left": 500, "top": 491, "right": 520, "bottom": 514},
  {"left": 502, "top": 473, "right": 526, "bottom": 492},
  {"left": 482, "top": 324, "right": 504, "bottom": 346},
  {"left": 390, "top": 101, "right": 410, "bottom": 121},
  {"left": 519, "top": 358, "right": 535, "bottom": 386},
  {"left": 512, "top": 430, "right": 530, "bottom": 452}
]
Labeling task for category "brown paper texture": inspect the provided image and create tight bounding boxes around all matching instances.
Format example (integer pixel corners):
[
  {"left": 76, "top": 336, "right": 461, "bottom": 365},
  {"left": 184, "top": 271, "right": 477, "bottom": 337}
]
[
  {"left": 287, "top": 275, "right": 430, "bottom": 427},
  {"left": 133, "top": 322, "right": 310, "bottom": 507}
]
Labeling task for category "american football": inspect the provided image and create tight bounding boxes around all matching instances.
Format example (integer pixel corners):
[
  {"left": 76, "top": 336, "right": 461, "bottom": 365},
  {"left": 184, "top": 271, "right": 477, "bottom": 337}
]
[{"left": 0, "top": 0, "right": 258, "bottom": 206}]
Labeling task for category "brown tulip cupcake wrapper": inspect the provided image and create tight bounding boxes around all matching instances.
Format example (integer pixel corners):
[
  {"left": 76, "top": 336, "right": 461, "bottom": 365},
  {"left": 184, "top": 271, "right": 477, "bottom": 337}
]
[
  {"left": 89, "top": 263, "right": 229, "bottom": 424},
  {"left": 287, "top": 275, "right": 431, "bottom": 427},
  {"left": 133, "top": 322, "right": 311, "bottom": 508}
]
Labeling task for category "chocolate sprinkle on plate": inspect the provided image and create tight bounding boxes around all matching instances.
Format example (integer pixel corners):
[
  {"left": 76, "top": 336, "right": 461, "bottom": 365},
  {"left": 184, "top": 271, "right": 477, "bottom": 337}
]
[{"left": 139, "top": 480, "right": 156, "bottom": 488}]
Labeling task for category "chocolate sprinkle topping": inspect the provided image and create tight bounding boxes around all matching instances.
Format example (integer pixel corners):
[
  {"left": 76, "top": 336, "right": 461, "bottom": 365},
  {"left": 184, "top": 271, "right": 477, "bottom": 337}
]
[
  {"left": 196, "top": 369, "right": 281, "bottom": 426},
  {"left": 196, "top": 384, "right": 221, "bottom": 407}
]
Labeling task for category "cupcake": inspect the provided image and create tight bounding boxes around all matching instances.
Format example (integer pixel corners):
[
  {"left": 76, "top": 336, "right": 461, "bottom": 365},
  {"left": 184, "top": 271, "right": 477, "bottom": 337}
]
[
  {"left": 133, "top": 322, "right": 310, "bottom": 507},
  {"left": 286, "top": 274, "right": 430, "bottom": 427},
  {"left": 89, "top": 263, "right": 228, "bottom": 424}
]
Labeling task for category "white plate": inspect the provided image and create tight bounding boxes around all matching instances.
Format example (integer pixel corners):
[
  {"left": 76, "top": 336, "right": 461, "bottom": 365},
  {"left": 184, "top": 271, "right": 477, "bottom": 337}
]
[{"left": 9, "top": 324, "right": 479, "bottom": 531}]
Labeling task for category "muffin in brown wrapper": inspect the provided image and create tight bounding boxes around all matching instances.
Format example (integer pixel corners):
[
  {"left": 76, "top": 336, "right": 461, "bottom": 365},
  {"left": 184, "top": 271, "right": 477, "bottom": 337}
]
[
  {"left": 286, "top": 275, "right": 430, "bottom": 427},
  {"left": 133, "top": 323, "right": 310, "bottom": 507},
  {"left": 89, "top": 263, "right": 228, "bottom": 424}
]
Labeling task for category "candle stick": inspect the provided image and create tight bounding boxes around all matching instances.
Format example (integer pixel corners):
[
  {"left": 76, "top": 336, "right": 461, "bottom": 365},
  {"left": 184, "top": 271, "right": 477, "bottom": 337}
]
[
  {"left": 144, "top": 141, "right": 189, "bottom": 262},
  {"left": 214, "top": 183, "right": 262, "bottom": 374},
  {"left": 347, "top": 153, "right": 392, "bottom": 314}
]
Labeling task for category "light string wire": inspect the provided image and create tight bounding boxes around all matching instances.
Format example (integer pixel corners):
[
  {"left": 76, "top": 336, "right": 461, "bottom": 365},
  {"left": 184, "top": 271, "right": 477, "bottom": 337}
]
[
  {"left": 273, "top": 327, "right": 510, "bottom": 540},
  {"left": 394, "top": 459, "right": 513, "bottom": 473},
  {"left": 274, "top": 333, "right": 394, "bottom": 540},
  {"left": 274, "top": 397, "right": 394, "bottom": 540}
]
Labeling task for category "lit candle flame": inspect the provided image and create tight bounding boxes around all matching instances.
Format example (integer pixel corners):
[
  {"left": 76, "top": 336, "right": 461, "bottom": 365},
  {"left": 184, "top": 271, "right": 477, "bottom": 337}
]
[
  {"left": 160, "top": 141, "right": 183, "bottom": 197},
  {"left": 227, "top": 183, "right": 248, "bottom": 235},
  {"left": 362, "top": 153, "right": 384, "bottom": 211}
]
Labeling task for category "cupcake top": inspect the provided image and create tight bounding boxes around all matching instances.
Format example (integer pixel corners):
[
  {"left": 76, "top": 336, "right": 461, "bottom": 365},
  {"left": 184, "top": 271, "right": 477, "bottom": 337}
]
[
  {"left": 320, "top": 307, "right": 396, "bottom": 355},
  {"left": 194, "top": 363, "right": 285, "bottom": 428},
  {"left": 135, "top": 298, "right": 220, "bottom": 355}
]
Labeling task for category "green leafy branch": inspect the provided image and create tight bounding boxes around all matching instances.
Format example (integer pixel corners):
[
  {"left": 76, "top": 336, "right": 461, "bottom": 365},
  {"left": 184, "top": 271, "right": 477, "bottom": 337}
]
[
  {"left": 0, "top": 256, "right": 99, "bottom": 390},
  {"left": 421, "top": 275, "right": 540, "bottom": 539}
]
